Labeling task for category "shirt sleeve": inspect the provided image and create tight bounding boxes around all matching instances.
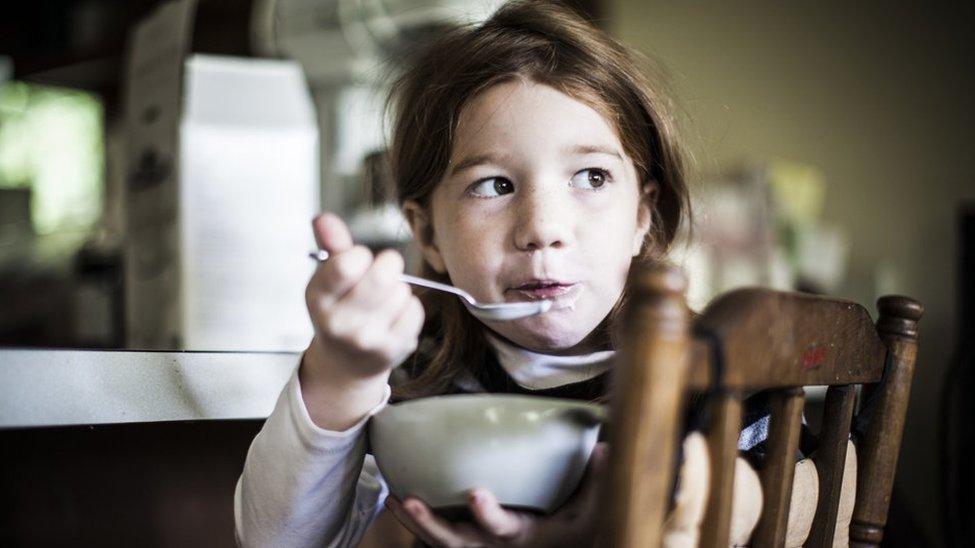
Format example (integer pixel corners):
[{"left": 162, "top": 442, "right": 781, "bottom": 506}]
[{"left": 234, "top": 356, "right": 391, "bottom": 548}]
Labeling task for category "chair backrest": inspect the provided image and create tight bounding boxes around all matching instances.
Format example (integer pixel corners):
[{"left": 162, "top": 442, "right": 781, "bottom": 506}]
[{"left": 600, "top": 264, "right": 922, "bottom": 548}]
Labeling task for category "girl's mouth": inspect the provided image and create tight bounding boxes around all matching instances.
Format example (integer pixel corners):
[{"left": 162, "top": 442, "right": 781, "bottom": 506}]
[{"left": 509, "top": 280, "right": 582, "bottom": 308}]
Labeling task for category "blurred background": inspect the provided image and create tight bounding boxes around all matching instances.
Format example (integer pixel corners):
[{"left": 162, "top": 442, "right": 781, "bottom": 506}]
[{"left": 1, "top": 0, "right": 972, "bottom": 546}]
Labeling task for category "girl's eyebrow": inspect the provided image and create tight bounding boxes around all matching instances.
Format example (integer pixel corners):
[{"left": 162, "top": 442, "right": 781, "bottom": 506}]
[
  {"left": 449, "top": 153, "right": 501, "bottom": 176},
  {"left": 448, "top": 145, "right": 623, "bottom": 176},
  {"left": 567, "top": 144, "right": 624, "bottom": 160}
]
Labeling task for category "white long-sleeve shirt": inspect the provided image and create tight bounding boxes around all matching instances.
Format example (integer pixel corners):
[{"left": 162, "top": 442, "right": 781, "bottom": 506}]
[{"left": 234, "top": 335, "right": 614, "bottom": 548}]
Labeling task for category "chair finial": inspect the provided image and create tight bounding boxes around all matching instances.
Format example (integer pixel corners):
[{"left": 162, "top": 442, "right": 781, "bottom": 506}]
[
  {"left": 876, "top": 295, "right": 924, "bottom": 340},
  {"left": 631, "top": 263, "right": 687, "bottom": 297}
]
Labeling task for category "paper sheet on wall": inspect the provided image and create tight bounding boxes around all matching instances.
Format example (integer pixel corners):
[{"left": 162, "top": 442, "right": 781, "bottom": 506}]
[{"left": 123, "top": 0, "right": 197, "bottom": 348}]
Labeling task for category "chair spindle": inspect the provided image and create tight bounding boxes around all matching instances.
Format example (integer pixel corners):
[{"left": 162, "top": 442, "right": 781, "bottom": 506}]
[
  {"left": 753, "top": 387, "right": 806, "bottom": 547},
  {"left": 700, "top": 395, "right": 743, "bottom": 548},
  {"left": 808, "top": 384, "right": 857, "bottom": 547}
]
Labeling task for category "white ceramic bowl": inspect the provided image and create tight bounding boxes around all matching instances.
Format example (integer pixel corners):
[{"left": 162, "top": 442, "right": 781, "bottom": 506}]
[{"left": 368, "top": 394, "right": 604, "bottom": 514}]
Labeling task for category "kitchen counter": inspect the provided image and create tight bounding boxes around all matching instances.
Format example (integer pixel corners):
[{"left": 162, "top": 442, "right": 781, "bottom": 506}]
[{"left": 0, "top": 348, "right": 298, "bottom": 428}]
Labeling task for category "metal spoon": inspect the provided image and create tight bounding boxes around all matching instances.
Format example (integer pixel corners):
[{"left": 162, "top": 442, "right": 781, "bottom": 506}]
[{"left": 308, "top": 250, "right": 551, "bottom": 321}]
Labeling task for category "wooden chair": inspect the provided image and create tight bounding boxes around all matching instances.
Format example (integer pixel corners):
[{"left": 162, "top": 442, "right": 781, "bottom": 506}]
[{"left": 602, "top": 264, "right": 922, "bottom": 547}]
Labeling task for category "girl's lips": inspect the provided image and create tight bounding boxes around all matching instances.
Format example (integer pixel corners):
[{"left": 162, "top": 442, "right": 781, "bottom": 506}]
[{"left": 509, "top": 283, "right": 583, "bottom": 309}]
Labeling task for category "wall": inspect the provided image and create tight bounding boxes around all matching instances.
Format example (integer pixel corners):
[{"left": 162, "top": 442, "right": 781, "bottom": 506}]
[{"left": 608, "top": 1, "right": 975, "bottom": 544}]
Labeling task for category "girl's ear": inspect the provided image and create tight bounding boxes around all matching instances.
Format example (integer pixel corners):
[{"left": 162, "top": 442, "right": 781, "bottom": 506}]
[
  {"left": 403, "top": 200, "right": 447, "bottom": 273},
  {"left": 632, "top": 180, "right": 658, "bottom": 256}
]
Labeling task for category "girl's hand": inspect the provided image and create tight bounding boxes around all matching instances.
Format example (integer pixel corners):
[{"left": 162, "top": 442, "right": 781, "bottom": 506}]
[
  {"left": 300, "top": 212, "right": 425, "bottom": 430},
  {"left": 385, "top": 443, "right": 607, "bottom": 548}
]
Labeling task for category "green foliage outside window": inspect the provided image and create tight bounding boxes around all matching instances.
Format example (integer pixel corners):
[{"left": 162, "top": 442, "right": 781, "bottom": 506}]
[{"left": 0, "top": 82, "right": 103, "bottom": 235}]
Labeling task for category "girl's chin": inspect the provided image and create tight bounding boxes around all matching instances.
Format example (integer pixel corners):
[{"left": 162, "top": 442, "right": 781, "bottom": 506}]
[{"left": 491, "top": 316, "right": 601, "bottom": 355}]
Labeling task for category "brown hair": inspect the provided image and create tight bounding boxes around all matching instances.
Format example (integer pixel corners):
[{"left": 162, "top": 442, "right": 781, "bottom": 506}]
[{"left": 388, "top": 0, "right": 689, "bottom": 399}]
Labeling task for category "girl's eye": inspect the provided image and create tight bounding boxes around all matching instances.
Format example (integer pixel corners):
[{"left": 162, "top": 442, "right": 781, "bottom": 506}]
[
  {"left": 470, "top": 177, "right": 515, "bottom": 197},
  {"left": 569, "top": 168, "right": 610, "bottom": 190}
]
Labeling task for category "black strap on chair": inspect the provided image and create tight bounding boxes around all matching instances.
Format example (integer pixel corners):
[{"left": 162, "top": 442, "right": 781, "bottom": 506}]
[{"left": 690, "top": 323, "right": 728, "bottom": 432}]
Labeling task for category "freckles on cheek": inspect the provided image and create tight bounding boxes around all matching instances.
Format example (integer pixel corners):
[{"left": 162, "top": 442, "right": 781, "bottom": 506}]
[
  {"left": 441, "top": 211, "right": 479, "bottom": 252},
  {"left": 438, "top": 210, "right": 500, "bottom": 279}
]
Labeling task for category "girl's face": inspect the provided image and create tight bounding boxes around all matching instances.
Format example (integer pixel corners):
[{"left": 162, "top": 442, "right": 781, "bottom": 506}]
[{"left": 405, "top": 80, "right": 653, "bottom": 355}]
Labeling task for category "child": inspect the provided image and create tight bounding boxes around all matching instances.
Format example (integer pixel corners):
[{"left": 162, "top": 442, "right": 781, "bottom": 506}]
[{"left": 235, "top": 1, "right": 721, "bottom": 546}]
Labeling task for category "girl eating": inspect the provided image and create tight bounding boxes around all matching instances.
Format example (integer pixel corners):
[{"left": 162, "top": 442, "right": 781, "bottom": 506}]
[{"left": 235, "top": 1, "right": 737, "bottom": 546}]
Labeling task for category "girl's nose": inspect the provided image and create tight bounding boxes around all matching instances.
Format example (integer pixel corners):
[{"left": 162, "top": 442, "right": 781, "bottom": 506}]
[{"left": 513, "top": 191, "right": 571, "bottom": 252}]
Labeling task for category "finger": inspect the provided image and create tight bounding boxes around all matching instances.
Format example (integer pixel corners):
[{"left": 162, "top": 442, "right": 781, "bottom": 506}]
[
  {"left": 333, "top": 249, "right": 407, "bottom": 317},
  {"left": 402, "top": 497, "right": 488, "bottom": 548},
  {"left": 325, "top": 289, "right": 416, "bottom": 368},
  {"left": 385, "top": 497, "right": 440, "bottom": 547},
  {"left": 305, "top": 245, "right": 373, "bottom": 311},
  {"left": 311, "top": 212, "right": 353, "bottom": 255},
  {"left": 468, "top": 489, "right": 525, "bottom": 541},
  {"left": 350, "top": 294, "right": 423, "bottom": 367},
  {"left": 324, "top": 251, "right": 408, "bottom": 341},
  {"left": 386, "top": 296, "right": 425, "bottom": 355},
  {"left": 378, "top": 283, "right": 415, "bottom": 331},
  {"left": 332, "top": 281, "right": 412, "bottom": 345}
]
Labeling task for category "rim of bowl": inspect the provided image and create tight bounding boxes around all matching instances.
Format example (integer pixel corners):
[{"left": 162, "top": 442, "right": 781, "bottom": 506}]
[{"left": 375, "top": 393, "right": 605, "bottom": 416}]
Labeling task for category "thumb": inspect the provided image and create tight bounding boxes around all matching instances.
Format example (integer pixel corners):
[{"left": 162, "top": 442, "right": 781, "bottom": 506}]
[
  {"left": 583, "top": 442, "right": 608, "bottom": 479},
  {"left": 312, "top": 212, "right": 354, "bottom": 255},
  {"left": 572, "top": 442, "right": 608, "bottom": 503}
]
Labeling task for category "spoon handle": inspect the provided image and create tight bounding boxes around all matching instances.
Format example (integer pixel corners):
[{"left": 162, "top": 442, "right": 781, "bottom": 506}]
[
  {"left": 399, "top": 274, "right": 476, "bottom": 304},
  {"left": 308, "top": 250, "right": 476, "bottom": 305}
]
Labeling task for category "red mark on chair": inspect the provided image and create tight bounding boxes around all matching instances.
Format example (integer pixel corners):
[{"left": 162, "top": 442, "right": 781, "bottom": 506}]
[{"left": 799, "top": 346, "right": 828, "bottom": 371}]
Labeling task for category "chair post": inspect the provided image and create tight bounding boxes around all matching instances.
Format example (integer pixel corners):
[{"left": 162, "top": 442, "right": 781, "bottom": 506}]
[
  {"left": 601, "top": 264, "right": 691, "bottom": 548},
  {"left": 850, "top": 295, "right": 923, "bottom": 548}
]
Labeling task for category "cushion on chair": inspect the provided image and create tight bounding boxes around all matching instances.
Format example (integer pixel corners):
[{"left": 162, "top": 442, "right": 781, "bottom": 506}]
[
  {"left": 785, "top": 458, "right": 819, "bottom": 547},
  {"left": 832, "top": 440, "right": 857, "bottom": 548},
  {"left": 660, "top": 435, "right": 859, "bottom": 548},
  {"left": 783, "top": 439, "right": 858, "bottom": 548},
  {"left": 729, "top": 457, "right": 764, "bottom": 547},
  {"left": 662, "top": 432, "right": 709, "bottom": 548}
]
